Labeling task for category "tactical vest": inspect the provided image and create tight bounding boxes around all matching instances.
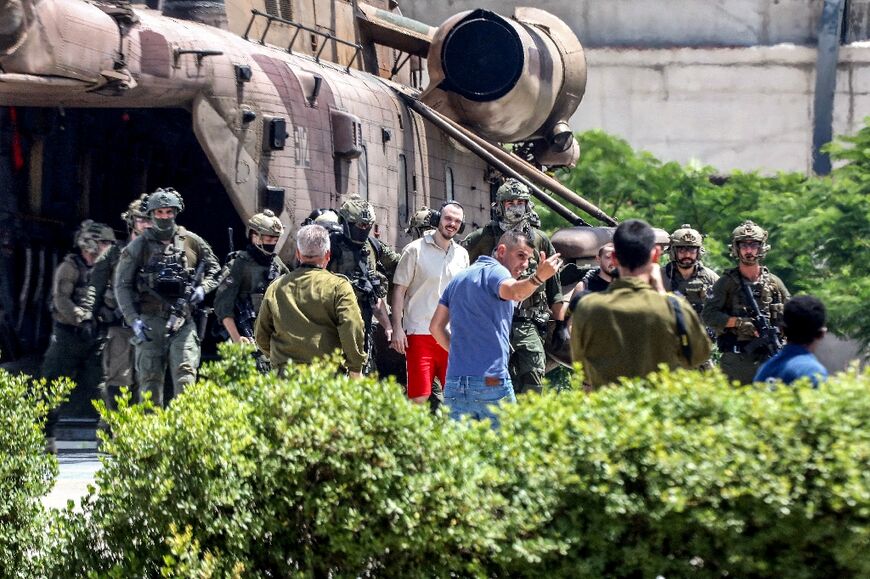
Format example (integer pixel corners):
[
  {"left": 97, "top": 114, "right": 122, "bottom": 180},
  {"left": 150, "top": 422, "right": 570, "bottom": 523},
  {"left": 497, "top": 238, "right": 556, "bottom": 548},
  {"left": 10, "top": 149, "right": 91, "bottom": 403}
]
[
  {"left": 722, "top": 267, "right": 787, "bottom": 332},
  {"left": 137, "top": 229, "right": 199, "bottom": 301},
  {"left": 51, "top": 253, "right": 92, "bottom": 315},
  {"left": 327, "top": 233, "right": 383, "bottom": 305},
  {"left": 226, "top": 249, "right": 284, "bottom": 312},
  {"left": 664, "top": 262, "right": 716, "bottom": 315}
]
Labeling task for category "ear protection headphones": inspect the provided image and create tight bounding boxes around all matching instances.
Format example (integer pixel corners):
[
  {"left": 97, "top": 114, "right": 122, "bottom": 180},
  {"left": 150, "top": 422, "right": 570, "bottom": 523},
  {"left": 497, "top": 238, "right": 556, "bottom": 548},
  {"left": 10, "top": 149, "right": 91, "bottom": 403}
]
[{"left": 431, "top": 200, "right": 466, "bottom": 234}]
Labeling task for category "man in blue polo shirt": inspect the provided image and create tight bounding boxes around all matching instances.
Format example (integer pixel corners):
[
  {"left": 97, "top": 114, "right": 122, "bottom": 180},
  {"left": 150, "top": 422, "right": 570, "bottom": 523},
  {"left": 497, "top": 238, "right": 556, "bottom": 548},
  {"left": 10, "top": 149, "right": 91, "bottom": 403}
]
[
  {"left": 754, "top": 295, "right": 829, "bottom": 387},
  {"left": 429, "top": 229, "right": 562, "bottom": 428}
]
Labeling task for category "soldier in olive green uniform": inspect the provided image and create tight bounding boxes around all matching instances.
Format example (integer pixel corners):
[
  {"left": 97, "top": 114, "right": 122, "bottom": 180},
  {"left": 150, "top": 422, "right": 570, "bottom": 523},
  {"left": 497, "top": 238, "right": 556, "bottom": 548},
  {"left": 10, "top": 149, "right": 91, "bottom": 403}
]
[
  {"left": 113, "top": 188, "right": 220, "bottom": 407},
  {"left": 255, "top": 224, "right": 366, "bottom": 375},
  {"left": 327, "top": 195, "right": 400, "bottom": 374},
  {"left": 214, "top": 209, "right": 288, "bottom": 342},
  {"left": 462, "top": 179, "right": 569, "bottom": 394},
  {"left": 41, "top": 220, "right": 116, "bottom": 450},
  {"left": 661, "top": 224, "right": 719, "bottom": 368},
  {"left": 88, "top": 194, "right": 151, "bottom": 413},
  {"left": 702, "top": 220, "right": 790, "bottom": 384},
  {"left": 572, "top": 219, "right": 711, "bottom": 389}
]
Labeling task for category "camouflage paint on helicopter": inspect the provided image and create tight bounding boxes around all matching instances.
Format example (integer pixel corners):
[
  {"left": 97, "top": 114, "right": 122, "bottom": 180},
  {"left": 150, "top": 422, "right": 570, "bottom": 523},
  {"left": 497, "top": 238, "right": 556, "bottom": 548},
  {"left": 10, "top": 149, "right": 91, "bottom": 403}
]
[{"left": 0, "top": 1, "right": 612, "bottom": 266}]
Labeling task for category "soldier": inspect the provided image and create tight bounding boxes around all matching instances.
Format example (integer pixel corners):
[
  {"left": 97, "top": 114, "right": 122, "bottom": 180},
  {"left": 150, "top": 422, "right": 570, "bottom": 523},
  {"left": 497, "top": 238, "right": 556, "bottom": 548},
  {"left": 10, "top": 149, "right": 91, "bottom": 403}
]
[
  {"left": 703, "top": 220, "right": 790, "bottom": 384},
  {"left": 462, "top": 178, "right": 568, "bottom": 394},
  {"left": 41, "top": 220, "right": 116, "bottom": 451},
  {"left": 327, "top": 194, "right": 400, "bottom": 374},
  {"left": 113, "top": 188, "right": 220, "bottom": 407},
  {"left": 254, "top": 224, "right": 366, "bottom": 376},
  {"left": 571, "top": 219, "right": 711, "bottom": 389},
  {"left": 662, "top": 224, "right": 719, "bottom": 369},
  {"left": 89, "top": 194, "right": 152, "bottom": 415},
  {"left": 213, "top": 210, "right": 288, "bottom": 370},
  {"left": 406, "top": 206, "right": 437, "bottom": 240}
]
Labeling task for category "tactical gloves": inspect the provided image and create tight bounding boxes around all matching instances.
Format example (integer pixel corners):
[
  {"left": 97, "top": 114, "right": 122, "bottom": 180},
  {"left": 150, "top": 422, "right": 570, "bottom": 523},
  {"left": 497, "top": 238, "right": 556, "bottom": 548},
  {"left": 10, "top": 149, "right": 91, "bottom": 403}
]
[
  {"left": 551, "top": 319, "right": 571, "bottom": 352},
  {"left": 132, "top": 318, "right": 152, "bottom": 343},
  {"left": 190, "top": 286, "right": 206, "bottom": 306},
  {"left": 735, "top": 317, "right": 758, "bottom": 341}
]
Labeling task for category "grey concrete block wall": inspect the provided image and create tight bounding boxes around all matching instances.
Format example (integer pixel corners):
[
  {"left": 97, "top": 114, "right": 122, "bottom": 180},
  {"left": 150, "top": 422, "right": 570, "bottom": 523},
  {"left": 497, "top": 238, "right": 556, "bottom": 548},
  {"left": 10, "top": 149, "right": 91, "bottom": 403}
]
[
  {"left": 401, "top": 0, "right": 827, "bottom": 47},
  {"left": 573, "top": 45, "right": 870, "bottom": 173}
]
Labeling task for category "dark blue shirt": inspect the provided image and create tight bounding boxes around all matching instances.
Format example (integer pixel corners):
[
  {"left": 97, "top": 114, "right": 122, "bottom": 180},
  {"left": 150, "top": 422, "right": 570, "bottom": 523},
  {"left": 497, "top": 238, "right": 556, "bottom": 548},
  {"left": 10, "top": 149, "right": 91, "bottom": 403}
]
[
  {"left": 439, "top": 255, "right": 514, "bottom": 379},
  {"left": 754, "top": 343, "right": 828, "bottom": 387}
]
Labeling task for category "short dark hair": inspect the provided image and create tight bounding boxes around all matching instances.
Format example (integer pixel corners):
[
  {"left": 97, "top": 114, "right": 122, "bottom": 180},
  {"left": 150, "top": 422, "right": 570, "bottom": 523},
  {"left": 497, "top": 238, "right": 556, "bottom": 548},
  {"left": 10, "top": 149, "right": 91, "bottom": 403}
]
[
  {"left": 612, "top": 219, "right": 655, "bottom": 270},
  {"left": 497, "top": 229, "right": 533, "bottom": 252},
  {"left": 783, "top": 295, "right": 827, "bottom": 345}
]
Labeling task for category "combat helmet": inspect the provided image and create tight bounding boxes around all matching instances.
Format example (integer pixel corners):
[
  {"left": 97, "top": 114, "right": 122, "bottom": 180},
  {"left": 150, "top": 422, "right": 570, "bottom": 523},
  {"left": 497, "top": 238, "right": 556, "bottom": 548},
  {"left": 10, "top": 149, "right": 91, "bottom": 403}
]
[
  {"left": 247, "top": 209, "right": 284, "bottom": 237},
  {"left": 668, "top": 223, "right": 705, "bottom": 263},
  {"left": 338, "top": 194, "right": 375, "bottom": 244},
  {"left": 405, "top": 206, "right": 435, "bottom": 239},
  {"left": 145, "top": 187, "right": 184, "bottom": 215},
  {"left": 730, "top": 219, "right": 770, "bottom": 260},
  {"left": 75, "top": 219, "right": 116, "bottom": 254},
  {"left": 121, "top": 193, "right": 150, "bottom": 231},
  {"left": 313, "top": 209, "right": 342, "bottom": 235},
  {"left": 495, "top": 178, "right": 532, "bottom": 227}
]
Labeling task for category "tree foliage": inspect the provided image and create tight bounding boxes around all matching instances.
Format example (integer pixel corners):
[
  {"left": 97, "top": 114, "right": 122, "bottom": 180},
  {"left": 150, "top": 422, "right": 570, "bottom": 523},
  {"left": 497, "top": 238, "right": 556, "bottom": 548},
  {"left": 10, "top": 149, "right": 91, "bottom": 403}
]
[{"left": 542, "top": 121, "right": 870, "bottom": 347}]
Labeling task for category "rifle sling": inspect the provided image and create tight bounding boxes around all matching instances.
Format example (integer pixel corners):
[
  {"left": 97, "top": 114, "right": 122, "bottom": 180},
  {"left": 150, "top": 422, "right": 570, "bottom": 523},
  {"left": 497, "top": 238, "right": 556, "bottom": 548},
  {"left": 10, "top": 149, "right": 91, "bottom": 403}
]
[{"left": 667, "top": 295, "right": 693, "bottom": 364}]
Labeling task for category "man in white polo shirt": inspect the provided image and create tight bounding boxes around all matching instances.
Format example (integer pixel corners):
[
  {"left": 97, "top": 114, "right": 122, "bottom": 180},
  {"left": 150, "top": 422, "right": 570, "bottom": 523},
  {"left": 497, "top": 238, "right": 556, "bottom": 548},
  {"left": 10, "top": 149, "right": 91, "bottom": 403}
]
[{"left": 390, "top": 201, "right": 469, "bottom": 404}]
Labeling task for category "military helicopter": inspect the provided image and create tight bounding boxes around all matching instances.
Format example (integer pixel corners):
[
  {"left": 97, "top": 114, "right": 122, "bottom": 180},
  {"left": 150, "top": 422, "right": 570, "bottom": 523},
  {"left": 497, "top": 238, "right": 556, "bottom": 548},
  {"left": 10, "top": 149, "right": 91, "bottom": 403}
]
[{"left": 0, "top": 0, "right": 625, "bottom": 411}]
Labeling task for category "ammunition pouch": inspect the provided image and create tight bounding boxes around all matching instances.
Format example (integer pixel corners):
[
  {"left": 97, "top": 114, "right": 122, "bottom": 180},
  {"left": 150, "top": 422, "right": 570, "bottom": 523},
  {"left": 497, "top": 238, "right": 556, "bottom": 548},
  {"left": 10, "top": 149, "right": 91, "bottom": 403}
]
[
  {"left": 514, "top": 303, "right": 550, "bottom": 335},
  {"left": 154, "top": 262, "right": 188, "bottom": 298},
  {"left": 350, "top": 275, "right": 377, "bottom": 306}
]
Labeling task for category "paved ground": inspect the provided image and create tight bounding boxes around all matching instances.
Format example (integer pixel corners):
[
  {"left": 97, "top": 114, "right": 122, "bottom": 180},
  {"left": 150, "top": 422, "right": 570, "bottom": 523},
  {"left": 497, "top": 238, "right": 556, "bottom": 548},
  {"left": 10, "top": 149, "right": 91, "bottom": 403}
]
[{"left": 43, "top": 450, "right": 102, "bottom": 510}]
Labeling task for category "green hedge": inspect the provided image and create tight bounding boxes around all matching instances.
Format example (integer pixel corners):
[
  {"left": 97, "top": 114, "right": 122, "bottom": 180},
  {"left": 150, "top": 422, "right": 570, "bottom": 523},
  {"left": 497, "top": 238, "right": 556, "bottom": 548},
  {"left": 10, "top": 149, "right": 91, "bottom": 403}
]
[
  {"left": 0, "top": 370, "right": 72, "bottom": 578},
  {"left": 46, "top": 346, "right": 869, "bottom": 577}
]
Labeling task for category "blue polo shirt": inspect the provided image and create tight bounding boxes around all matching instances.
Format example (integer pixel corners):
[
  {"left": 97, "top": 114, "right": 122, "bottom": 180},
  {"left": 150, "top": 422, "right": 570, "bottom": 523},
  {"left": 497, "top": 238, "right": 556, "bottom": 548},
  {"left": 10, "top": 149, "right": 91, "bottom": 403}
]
[
  {"left": 754, "top": 344, "right": 829, "bottom": 387},
  {"left": 439, "top": 255, "right": 514, "bottom": 379}
]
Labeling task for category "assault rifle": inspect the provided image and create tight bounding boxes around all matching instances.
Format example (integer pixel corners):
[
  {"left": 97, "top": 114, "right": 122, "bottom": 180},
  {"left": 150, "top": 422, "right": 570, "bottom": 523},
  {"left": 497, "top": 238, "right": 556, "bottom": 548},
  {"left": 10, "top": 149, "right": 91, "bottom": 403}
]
[
  {"left": 165, "top": 260, "right": 206, "bottom": 338},
  {"left": 234, "top": 296, "right": 271, "bottom": 374},
  {"left": 740, "top": 279, "right": 783, "bottom": 360}
]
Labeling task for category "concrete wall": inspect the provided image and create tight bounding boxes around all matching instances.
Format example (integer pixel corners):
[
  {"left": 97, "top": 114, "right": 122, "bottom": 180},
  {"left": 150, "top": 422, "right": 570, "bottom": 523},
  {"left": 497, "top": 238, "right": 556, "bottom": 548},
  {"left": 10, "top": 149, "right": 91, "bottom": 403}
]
[
  {"left": 576, "top": 44, "right": 870, "bottom": 173},
  {"left": 401, "top": 0, "right": 826, "bottom": 47},
  {"left": 401, "top": 1, "right": 870, "bottom": 173}
]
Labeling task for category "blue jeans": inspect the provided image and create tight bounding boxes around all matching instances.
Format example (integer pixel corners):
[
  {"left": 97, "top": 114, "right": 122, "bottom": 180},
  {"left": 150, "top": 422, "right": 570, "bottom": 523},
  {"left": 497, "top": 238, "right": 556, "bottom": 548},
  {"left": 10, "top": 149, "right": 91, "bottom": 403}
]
[{"left": 444, "top": 376, "right": 516, "bottom": 429}]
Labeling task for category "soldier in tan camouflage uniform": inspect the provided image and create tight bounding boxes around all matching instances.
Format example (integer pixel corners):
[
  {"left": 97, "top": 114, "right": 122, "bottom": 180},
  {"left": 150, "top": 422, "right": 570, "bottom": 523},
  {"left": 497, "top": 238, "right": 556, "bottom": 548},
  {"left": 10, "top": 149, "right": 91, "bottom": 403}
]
[
  {"left": 41, "top": 220, "right": 116, "bottom": 451},
  {"left": 662, "top": 224, "right": 719, "bottom": 368},
  {"left": 255, "top": 224, "right": 366, "bottom": 375},
  {"left": 87, "top": 194, "right": 151, "bottom": 414},
  {"left": 462, "top": 179, "right": 568, "bottom": 394},
  {"left": 703, "top": 220, "right": 790, "bottom": 384}
]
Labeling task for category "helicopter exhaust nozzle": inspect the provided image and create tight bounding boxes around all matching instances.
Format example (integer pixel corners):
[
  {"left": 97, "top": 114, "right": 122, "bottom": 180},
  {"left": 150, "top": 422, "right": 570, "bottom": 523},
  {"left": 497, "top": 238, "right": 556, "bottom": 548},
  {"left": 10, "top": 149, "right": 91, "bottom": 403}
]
[
  {"left": 436, "top": 11, "right": 525, "bottom": 103},
  {"left": 162, "top": 0, "right": 228, "bottom": 30},
  {"left": 421, "top": 8, "right": 586, "bottom": 160}
]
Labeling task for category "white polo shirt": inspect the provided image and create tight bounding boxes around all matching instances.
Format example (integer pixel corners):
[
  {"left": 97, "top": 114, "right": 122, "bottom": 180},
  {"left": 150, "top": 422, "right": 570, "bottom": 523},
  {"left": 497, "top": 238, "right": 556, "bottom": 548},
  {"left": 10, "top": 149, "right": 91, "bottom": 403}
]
[{"left": 393, "top": 231, "right": 469, "bottom": 335}]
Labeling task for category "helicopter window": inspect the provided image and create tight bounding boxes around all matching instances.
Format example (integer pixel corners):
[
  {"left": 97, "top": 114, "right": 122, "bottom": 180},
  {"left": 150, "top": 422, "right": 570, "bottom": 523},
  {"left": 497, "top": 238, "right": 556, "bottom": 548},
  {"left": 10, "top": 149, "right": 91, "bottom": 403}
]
[
  {"left": 398, "top": 154, "right": 409, "bottom": 224},
  {"left": 445, "top": 166, "right": 455, "bottom": 200},
  {"left": 358, "top": 145, "right": 369, "bottom": 199}
]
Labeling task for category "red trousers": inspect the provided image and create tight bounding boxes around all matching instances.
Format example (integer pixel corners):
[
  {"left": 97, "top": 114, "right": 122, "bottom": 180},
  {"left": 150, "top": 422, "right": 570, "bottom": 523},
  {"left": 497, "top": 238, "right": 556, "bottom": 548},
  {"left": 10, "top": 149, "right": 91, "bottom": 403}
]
[{"left": 405, "top": 334, "right": 448, "bottom": 398}]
